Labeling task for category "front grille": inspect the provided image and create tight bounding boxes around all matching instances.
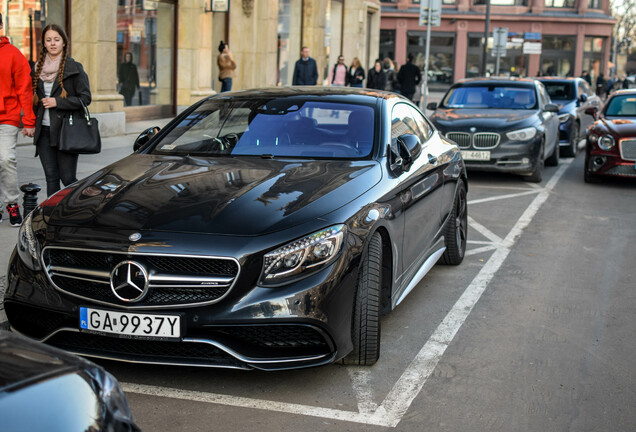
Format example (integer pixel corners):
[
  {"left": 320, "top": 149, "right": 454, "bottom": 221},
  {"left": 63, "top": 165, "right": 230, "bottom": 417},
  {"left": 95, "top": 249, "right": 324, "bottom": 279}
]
[
  {"left": 4, "top": 302, "right": 75, "bottom": 339},
  {"left": 619, "top": 139, "right": 636, "bottom": 161},
  {"left": 47, "top": 331, "right": 246, "bottom": 368},
  {"left": 473, "top": 133, "right": 500, "bottom": 149},
  {"left": 446, "top": 132, "right": 471, "bottom": 149},
  {"left": 43, "top": 247, "right": 240, "bottom": 308},
  {"left": 605, "top": 165, "right": 636, "bottom": 176}
]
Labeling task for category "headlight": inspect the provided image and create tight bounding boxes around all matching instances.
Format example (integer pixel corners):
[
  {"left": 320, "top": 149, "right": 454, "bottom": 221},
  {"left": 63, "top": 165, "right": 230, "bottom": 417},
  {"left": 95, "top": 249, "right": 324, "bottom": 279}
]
[
  {"left": 260, "top": 225, "right": 345, "bottom": 285},
  {"left": 588, "top": 133, "right": 598, "bottom": 143},
  {"left": 598, "top": 135, "right": 615, "bottom": 150},
  {"left": 506, "top": 127, "right": 537, "bottom": 141},
  {"left": 558, "top": 113, "right": 572, "bottom": 124},
  {"left": 17, "top": 211, "right": 41, "bottom": 271}
]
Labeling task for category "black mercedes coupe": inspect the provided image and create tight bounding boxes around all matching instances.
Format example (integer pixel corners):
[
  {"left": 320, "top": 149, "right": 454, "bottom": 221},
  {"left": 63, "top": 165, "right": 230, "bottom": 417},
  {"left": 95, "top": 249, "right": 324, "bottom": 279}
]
[
  {"left": 5, "top": 87, "right": 467, "bottom": 370},
  {"left": 427, "top": 77, "right": 560, "bottom": 182}
]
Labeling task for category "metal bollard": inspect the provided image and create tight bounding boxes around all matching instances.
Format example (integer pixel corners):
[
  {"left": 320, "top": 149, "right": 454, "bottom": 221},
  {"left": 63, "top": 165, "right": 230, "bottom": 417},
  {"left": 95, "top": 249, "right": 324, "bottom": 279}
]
[{"left": 20, "top": 183, "right": 41, "bottom": 216}]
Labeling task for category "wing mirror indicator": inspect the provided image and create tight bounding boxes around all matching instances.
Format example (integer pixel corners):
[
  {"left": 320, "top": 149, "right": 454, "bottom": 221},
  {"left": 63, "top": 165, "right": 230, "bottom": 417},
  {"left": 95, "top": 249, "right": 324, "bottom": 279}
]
[{"left": 133, "top": 126, "right": 161, "bottom": 152}]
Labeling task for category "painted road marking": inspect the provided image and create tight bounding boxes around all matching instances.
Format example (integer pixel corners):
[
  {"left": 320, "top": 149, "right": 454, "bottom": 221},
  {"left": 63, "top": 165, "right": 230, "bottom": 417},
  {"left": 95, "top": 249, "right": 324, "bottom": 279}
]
[{"left": 122, "top": 160, "right": 572, "bottom": 427}]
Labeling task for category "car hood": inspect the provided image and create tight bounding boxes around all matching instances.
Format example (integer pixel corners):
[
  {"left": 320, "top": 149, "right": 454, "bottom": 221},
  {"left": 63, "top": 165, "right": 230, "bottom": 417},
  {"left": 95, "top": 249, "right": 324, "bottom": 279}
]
[
  {"left": 42, "top": 155, "right": 381, "bottom": 235},
  {"left": 555, "top": 100, "right": 576, "bottom": 114},
  {"left": 430, "top": 109, "right": 536, "bottom": 129},
  {"left": 598, "top": 117, "right": 636, "bottom": 136}
]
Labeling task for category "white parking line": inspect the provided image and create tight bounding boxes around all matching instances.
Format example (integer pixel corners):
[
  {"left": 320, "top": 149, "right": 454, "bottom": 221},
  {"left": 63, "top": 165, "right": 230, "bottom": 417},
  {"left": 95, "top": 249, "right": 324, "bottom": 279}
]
[
  {"left": 120, "top": 161, "right": 571, "bottom": 427},
  {"left": 468, "top": 189, "right": 540, "bottom": 205},
  {"left": 468, "top": 216, "right": 503, "bottom": 245}
]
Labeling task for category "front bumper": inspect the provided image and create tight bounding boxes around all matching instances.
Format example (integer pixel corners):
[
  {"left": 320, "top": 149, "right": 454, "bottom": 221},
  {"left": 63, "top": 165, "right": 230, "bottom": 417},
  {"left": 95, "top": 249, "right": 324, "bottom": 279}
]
[
  {"left": 585, "top": 146, "right": 636, "bottom": 178},
  {"left": 4, "top": 245, "right": 359, "bottom": 371},
  {"left": 457, "top": 136, "right": 542, "bottom": 175}
]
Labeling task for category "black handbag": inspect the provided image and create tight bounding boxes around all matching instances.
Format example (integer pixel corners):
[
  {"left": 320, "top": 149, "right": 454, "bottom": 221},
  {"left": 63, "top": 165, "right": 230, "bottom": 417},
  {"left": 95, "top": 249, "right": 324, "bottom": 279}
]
[{"left": 59, "top": 100, "right": 102, "bottom": 154}]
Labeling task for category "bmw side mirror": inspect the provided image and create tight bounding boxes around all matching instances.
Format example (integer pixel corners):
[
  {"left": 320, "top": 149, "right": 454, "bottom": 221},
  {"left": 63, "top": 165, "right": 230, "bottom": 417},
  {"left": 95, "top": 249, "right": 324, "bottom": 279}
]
[
  {"left": 133, "top": 126, "right": 161, "bottom": 152},
  {"left": 580, "top": 93, "right": 588, "bottom": 103},
  {"left": 544, "top": 103, "right": 559, "bottom": 113},
  {"left": 426, "top": 102, "right": 438, "bottom": 111}
]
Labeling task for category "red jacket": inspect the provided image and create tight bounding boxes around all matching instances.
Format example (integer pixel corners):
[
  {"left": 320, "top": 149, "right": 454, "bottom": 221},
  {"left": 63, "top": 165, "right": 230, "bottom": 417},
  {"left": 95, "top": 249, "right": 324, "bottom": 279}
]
[{"left": 0, "top": 36, "right": 36, "bottom": 128}]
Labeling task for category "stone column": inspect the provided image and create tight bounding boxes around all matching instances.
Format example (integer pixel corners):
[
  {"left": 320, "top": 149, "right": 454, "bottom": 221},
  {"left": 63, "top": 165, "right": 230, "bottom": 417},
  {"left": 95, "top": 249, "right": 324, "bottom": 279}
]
[
  {"left": 177, "top": 1, "right": 214, "bottom": 107},
  {"left": 71, "top": 0, "right": 124, "bottom": 136}
]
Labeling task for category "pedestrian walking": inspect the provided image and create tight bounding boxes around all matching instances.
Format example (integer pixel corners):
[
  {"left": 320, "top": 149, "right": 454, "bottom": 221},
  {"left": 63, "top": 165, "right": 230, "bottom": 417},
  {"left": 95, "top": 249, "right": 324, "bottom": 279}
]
[
  {"left": 117, "top": 52, "right": 139, "bottom": 106},
  {"left": 383, "top": 57, "right": 399, "bottom": 93},
  {"left": 595, "top": 73, "right": 605, "bottom": 97},
  {"left": 622, "top": 75, "right": 630, "bottom": 89},
  {"left": 292, "top": 46, "right": 318, "bottom": 86},
  {"left": 366, "top": 59, "right": 386, "bottom": 90},
  {"left": 217, "top": 41, "right": 236, "bottom": 92},
  {"left": 328, "top": 55, "right": 348, "bottom": 86},
  {"left": 398, "top": 53, "right": 422, "bottom": 102},
  {"left": 0, "top": 13, "right": 36, "bottom": 226},
  {"left": 32, "top": 23, "right": 92, "bottom": 197},
  {"left": 348, "top": 58, "right": 365, "bottom": 88},
  {"left": 581, "top": 70, "right": 592, "bottom": 85}
]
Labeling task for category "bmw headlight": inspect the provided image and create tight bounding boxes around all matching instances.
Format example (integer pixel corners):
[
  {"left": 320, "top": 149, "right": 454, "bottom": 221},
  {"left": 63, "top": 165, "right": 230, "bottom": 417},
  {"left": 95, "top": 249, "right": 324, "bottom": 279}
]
[
  {"left": 558, "top": 113, "right": 573, "bottom": 124},
  {"left": 261, "top": 225, "right": 345, "bottom": 285},
  {"left": 598, "top": 134, "right": 615, "bottom": 150},
  {"left": 17, "top": 211, "right": 41, "bottom": 271},
  {"left": 506, "top": 127, "right": 537, "bottom": 141}
]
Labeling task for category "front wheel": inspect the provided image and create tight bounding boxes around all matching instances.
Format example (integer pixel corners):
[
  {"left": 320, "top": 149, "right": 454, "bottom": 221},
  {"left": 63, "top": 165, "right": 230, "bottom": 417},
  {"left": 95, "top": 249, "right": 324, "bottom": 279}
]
[
  {"left": 545, "top": 139, "right": 560, "bottom": 166},
  {"left": 342, "top": 232, "right": 382, "bottom": 365},
  {"left": 440, "top": 180, "right": 467, "bottom": 265},
  {"left": 562, "top": 122, "right": 579, "bottom": 158},
  {"left": 523, "top": 144, "right": 544, "bottom": 182}
]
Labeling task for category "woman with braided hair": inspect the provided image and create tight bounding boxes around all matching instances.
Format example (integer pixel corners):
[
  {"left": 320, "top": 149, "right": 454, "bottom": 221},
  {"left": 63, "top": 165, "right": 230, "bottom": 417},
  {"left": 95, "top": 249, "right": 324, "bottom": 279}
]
[{"left": 32, "top": 24, "right": 91, "bottom": 196}]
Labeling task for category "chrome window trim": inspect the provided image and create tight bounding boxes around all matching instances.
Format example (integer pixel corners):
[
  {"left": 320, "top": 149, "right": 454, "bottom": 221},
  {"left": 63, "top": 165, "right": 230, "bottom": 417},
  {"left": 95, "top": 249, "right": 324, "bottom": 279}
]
[{"left": 41, "top": 246, "right": 241, "bottom": 310}]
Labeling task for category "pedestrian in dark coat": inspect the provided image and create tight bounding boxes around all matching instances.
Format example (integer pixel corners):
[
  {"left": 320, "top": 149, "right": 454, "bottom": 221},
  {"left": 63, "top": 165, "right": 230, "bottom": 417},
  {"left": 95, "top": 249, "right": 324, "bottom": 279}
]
[
  {"left": 398, "top": 53, "right": 422, "bottom": 102},
  {"left": 32, "top": 24, "right": 92, "bottom": 197},
  {"left": 367, "top": 60, "right": 387, "bottom": 90},
  {"left": 118, "top": 52, "right": 139, "bottom": 106},
  {"left": 383, "top": 57, "right": 399, "bottom": 92},
  {"left": 292, "top": 46, "right": 318, "bottom": 85},
  {"left": 348, "top": 57, "right": 365, "bottom": 87}
]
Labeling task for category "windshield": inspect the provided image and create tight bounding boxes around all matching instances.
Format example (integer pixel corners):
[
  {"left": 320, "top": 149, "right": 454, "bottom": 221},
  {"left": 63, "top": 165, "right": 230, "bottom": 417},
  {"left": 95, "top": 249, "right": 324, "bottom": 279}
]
[
  {"left": 542, "top": 82, "right": 575, "bottom": 100},
  {"left": 442, "top": 85, "right": 537, "bottom": 110},
  {"left": 152, "top": 98, "right": 375, "bottom": 159},
  {"left": 604, "top": 95, "right": 636, "bottom": 117}
]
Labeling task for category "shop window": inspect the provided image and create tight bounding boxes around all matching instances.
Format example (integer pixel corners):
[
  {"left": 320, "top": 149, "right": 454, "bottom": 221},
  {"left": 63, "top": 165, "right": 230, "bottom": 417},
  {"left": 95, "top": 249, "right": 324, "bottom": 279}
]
[
  {"left": 474, "top": 0, "right": 528, "bottom": 5},
  {"left": 540, "top": 36, "right": 575, "bottom": 77},
  {"left": 545, "top": 0, "right": 575, "bottom": 7},
  {"left": 277, "top": 0, "right": 302, "bottom": 86},
  {"left": 116, "top": 0, "right": 175, "bottom": 108},
  {"left": 588, "top": 0, "right": 601, "bottom": 8},
  {"left": 407, "top": 32, "right": 455, "bottom": 84},
  {"left": 380, "top": 30, "right": 396, "bottom": 64}
]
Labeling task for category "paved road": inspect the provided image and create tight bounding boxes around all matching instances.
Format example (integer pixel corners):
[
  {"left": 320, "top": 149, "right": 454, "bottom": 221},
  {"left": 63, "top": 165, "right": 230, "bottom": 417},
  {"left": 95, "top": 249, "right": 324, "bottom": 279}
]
[{"left": 2, "top": 128, "right": 635, "bottom": 430}]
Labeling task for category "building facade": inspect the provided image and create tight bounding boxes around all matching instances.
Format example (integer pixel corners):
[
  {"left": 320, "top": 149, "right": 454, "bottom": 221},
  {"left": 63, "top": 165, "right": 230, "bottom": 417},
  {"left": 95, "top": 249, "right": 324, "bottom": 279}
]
[
  {"left": 1, "top": 0, "right": 380, "bottom": 135},
  {"left": 380, "top": 0, "right": 615, "bottom": 89}
]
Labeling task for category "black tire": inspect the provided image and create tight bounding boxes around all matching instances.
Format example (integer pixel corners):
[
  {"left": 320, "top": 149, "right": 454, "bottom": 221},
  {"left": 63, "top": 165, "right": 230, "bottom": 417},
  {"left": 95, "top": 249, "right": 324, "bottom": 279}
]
[
  {"left": 562, "top": 122, "right": 579, "bottom": 158},
  {"left": 545, "top": 138, "right": 560, "bottom": 166},
  {"left": 440, "top": 180, "right": 467, "bottom": 265},
  {"left": 523, "top": 144, "right": 544, "bottom": 183},
  {"left": 342, "top": 232, "right": 382, "bottom": 366}
]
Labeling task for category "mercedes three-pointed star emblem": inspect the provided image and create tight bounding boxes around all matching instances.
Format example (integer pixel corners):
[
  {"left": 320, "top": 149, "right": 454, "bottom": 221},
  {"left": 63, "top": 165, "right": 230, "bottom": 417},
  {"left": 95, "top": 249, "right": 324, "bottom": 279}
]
[{"left": 110, "top": 261, "right": 149, "bottom": 302}]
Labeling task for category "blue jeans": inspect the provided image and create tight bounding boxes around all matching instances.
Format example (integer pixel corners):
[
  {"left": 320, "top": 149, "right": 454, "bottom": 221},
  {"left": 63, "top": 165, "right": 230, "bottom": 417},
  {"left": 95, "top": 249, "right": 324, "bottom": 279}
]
[
  {"left": 37, "top": 126, "right": 79, "bottom": 196},
  {"left": 220, "top": 78, "right": 232, "bottom": 92}
]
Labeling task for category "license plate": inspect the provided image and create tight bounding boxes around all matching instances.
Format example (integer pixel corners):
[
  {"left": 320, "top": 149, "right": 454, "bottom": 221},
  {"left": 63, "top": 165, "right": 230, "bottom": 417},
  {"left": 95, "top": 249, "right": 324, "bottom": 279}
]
[
  {"left": 461, "top": 150, "right": 491, "bottom": 161},
  {"left": 79, "top": 307, "right": 181, "bottom": 339}
]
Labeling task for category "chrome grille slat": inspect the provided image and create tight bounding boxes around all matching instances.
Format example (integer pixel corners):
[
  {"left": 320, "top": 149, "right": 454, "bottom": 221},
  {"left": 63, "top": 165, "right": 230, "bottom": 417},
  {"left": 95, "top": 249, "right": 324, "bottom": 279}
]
[
  {"left": 619, "top": 139, "right": 636, "bottom": 161},
  {"left": 42, "top": 247, "right": 240, "bottom": 309},
  {"left": 473, "top": 132, "right": 500, "bottom": 149},
  {"left": 446, "top": 132, "right": 471, "bottom": 149}
]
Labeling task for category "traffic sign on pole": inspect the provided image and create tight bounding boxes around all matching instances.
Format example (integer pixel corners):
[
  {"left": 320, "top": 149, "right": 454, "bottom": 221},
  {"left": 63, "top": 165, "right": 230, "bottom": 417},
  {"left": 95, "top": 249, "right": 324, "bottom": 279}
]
[{"left": 419, "top": 0, "right": 442, "bottom": 27}]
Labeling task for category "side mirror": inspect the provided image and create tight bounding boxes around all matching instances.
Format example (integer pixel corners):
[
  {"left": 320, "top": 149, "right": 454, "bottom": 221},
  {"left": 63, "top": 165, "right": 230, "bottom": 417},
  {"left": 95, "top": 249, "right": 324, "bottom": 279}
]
[
  {"left": 584, "top": 106, "right": 598, "bottom": 119},
  {"left": 397, "top": 134, "right": 423, "bottom": 171},
  {"left": 543, "top": 103, "right": 559, "bottom": 113},
  {"left": 133, "top": 126, "right": 161, "bottom": 152},
  {"left": 580, "top": 93, "right": 588, "bottom": 103},
  {"left": 426, "top": 102, "right": 438, "bottom": 111}
]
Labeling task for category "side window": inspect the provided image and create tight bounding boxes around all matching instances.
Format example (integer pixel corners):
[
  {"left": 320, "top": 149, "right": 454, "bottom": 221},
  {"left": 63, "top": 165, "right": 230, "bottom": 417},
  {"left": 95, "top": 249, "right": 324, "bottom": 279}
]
[
  {"left": 391, "top": 104, "right": 420, "bottom": 140},
  {"left": 408, "top": 106, "right": 432, "bottom": 143}
]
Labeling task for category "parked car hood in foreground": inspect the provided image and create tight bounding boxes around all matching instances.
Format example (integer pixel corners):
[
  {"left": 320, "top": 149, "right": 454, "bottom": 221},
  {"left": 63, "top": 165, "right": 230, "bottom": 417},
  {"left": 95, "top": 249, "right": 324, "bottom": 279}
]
[
  {"left": 431, "top": 109, "right": 536, "bottom": 127},
  {"left": 595, "top": 118, "right": 636, "bottom": 136},
  {"left": 42, "top": 154, "right": 382, "bottom": 235}
]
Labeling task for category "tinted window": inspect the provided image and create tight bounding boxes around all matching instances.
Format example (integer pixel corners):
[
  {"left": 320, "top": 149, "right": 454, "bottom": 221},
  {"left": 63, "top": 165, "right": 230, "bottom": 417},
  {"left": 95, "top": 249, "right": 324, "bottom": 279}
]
[
  {"left": 391, "top": 104, "right": 421, "bottom": 140},
  {"left": 543, "top": 82, "right": 575, "bottom": 100},
  {"left": 605, "top": 95, "right": 636, "bottom": 116},
  {"left": 408, "top": 106, "right": 432, "bottom": 142},
  {"left": 153, "top": 99, "right": 375, "bottom": 159},
  {"left": 442, "top": 85, "right": 537, "bottom": 109}
]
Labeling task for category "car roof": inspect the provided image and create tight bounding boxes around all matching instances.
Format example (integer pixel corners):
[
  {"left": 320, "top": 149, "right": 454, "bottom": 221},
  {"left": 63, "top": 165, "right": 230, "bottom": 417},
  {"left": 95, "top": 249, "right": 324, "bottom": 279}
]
[
  {"left": 608, "top": 89, "right": 636, "bottom": 96},
  {"left": 536, "top": 77, "right": 579, "bottom": 82},
  {"left": 455, "top": 77, "right": 537, "bottom": 85},
  {"left": 210, "top": 86, "right": 406, "bottom": 102}
]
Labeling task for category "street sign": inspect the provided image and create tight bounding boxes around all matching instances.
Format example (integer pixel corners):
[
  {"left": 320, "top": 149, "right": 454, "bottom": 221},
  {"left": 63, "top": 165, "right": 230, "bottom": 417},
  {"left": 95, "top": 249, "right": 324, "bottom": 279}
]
[
  {"left": 524, "top": 32, "right": 542, "bottom": 41},
  {"left": 419, "top": 0, "right": 442, "bottom": 27},
  {"left": 493, "top": 27, "right": 508, "bottom": 54}
]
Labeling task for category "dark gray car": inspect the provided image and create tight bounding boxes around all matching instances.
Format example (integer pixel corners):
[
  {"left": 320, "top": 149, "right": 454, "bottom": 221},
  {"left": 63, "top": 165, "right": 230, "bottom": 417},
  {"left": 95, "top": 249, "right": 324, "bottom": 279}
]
[{"left": 427, "top": 77, "right": 560, "bottom": 182}]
